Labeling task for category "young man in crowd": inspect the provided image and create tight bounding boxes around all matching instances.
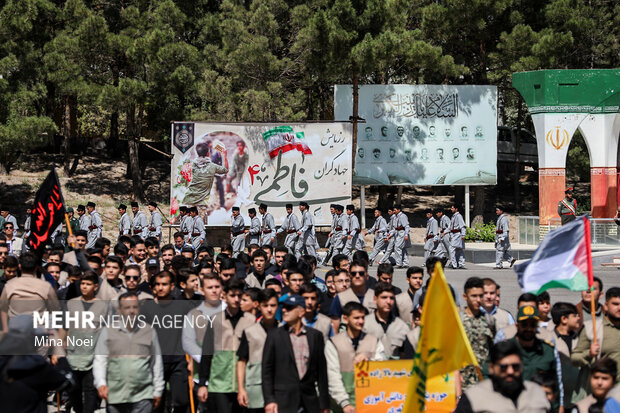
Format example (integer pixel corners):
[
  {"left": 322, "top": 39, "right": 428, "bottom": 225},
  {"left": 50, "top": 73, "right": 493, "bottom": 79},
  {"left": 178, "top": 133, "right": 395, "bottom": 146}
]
[
  {"left": 575, "top": 276, "right": 603, "bottom": 330},
  {"left": 537, "top": 291, "right": 553, "bottom": 331},
  {"left": 177, "top": 268, "right": 202, "bottom": 303},
  {"left": 363, "top": 282, "right": 408, "bottom": 357},
  {"left": 300, "top": 283, "right": 333, "bottom": 342},
  {"left": 550, "top": 302, "right": 583, "bottom": 409},
  {"left": 236, "top": 289, "right": 279, "bottom": 411},
  {"left": 319, "top": 270, "right": 337, "bottom": 316},
  {"left": 325, "top": 302, "right": 386, "bottom": 412},
  {"left": 197, "top": 278, "right": 255, "bottom": 412},
  {"left": 494, "top": 293, "right": 553, "bottom": 343},
  {"left": 376, "top": 262, "right": 401, "bottom": 294},
  {"left": 240, "top": 287, "right": 261, "bottom": 318},
  {"left": 573, "top": 358, "right": 620, "bottom": 412},
  {"left": 245, "top": 249, "right": 274, "bottom": 288},
  {"left": 329, "top": 260, "right": 376, "bottom": 332},
  {"left": 97, "top": 255, "right": 124, "bottom": 300},
  {"left": 395, "top": 266, "right": 424, "bottom": 325},
  {"left": 481, "top": 278, "right": 515, "bottom": 332},
  {"left": 123, "top": 264, "right": 154, "bottom": 301}
]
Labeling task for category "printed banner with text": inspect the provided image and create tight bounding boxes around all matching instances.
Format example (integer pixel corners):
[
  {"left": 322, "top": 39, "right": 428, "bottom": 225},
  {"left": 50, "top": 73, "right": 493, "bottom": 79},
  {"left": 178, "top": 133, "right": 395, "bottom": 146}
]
[{"left": 170, "top": 122, "right": 352, "bottom": 226}]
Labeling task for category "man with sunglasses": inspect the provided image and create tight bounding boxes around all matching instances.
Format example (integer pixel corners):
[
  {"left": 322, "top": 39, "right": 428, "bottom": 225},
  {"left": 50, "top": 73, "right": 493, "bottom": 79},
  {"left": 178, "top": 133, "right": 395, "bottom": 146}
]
[
  {"left": 455, "top": 340, "right": 550, "bottom": 412},
  {"left": 329, "top": 260, "right": 376, "bottom": 332},
  {"left": 3, "top": 222, "right": 22, "bottom": 257}
]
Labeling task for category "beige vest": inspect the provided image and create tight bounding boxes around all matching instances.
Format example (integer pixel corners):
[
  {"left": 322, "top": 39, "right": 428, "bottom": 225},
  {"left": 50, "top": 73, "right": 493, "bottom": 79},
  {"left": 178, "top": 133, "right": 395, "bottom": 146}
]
[
  {"left": 406, "top": 328, "right": 420, "bottom": 351},
  {"left": 212, "top": 311, "right": 255, "bottom": 352},
  {"left": 107, "top": 325, "right": 154, "bottom": 357},
  {"left": 363, "top": 313, "right": 408, "bottom": 357},
  {"left": 338, "top": 288, "right": 376, "bottom": 312},
  {"left": 187, "top": 303, "right": 224, "bottom": 346},
  {"left": 466, "top": 379, "right": 550, "bottom": 412},
  {"left": 492, "top": 307, "right": 514, "bottom": 332},
  {"left": 244, "top": 323, "right": 268, "bottom": 364},
  {"left": 395, "top": 292, "right": 413, "bottom": 325},
  {"left": 583, "top": 318, "right": 605, "bottom": 351},
  {"left": 331, "top": 332, "right": 378, "bottom": 372},
  {"left": 574, "top": 395, "right": 597, "bottom": 413},
  {"left": 303, "top": 312, "right": 332, "bottom": 343}
]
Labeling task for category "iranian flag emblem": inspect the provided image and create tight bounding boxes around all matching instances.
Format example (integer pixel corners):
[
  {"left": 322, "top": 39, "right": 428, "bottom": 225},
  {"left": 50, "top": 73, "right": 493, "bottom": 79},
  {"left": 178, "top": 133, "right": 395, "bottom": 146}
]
[{"left": 263, "top": 126, "right": 313, "bottom": 159}]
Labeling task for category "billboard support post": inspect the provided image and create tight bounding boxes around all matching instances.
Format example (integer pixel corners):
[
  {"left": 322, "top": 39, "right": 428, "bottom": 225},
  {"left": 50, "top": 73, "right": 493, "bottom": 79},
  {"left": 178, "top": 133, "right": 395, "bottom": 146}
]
[
  {"left": 465, "top": 185, "right": 470, "bottom": 227},
  {"left": 360, "top": 186, "right": 366, "bottom": 228},
  {"left": 397, "top": 187, "right": 403, "bottom": 204}
]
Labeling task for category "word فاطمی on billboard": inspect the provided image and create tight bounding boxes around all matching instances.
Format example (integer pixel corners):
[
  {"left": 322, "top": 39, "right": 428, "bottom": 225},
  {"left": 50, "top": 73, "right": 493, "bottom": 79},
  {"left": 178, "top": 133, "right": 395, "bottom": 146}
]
[
  {"left": 334, "top": 84, "right": 498, "bottom": 186},
  {"left": 170, "top": 122, "right": 353, "bottom": 226}
]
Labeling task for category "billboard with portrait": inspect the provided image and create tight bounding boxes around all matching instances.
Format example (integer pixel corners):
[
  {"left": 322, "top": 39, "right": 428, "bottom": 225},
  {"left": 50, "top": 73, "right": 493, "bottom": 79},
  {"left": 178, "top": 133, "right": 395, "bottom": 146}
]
[
  {"left": 334, "top": 84, "right": 497, "bottom": 186},
  {"left": 170, "top": 122, "right": 352, "bottom": 226}
]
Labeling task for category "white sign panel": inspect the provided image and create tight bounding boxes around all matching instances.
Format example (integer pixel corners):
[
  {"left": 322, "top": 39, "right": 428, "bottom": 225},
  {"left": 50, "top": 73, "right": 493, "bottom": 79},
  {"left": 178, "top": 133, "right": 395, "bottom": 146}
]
[
  {"left": 334, "top": 84, "right": 498, "bottom": 185},
  {"left": 170, "top": 122, "right": 352, "bottom": 226}
]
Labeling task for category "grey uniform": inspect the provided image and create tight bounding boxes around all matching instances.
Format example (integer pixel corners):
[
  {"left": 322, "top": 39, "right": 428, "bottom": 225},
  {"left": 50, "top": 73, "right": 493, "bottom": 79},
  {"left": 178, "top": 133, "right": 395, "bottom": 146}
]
[
  {"left": 368, "top": 215, "right": 388, "bottom": 264},
  {"left": 247, "top": 216, "right": 261, "bottom": 246},
  {"left": 380, "top": 214, "right": 397, "bottom": 264},
  {"left": 180, "top": 215, "right": 193, "bottom": 243},
  {"left": 147, "top": 211, "right": 162, "bottom": 240},
  {"left": 435, "top": 215, "right": 451, "bottom": 258},
  {"left": 118, "top": 213, "right": 131, "bottom": 238},
  {"left": 343, "top": 214, "right": 365, "bottom": 257},
  {"left": 393, "top": 212, "right": 410, "bottom": 267},
  {"left": 295, "top": 210, "right": 318, "bottom": 259},
  {"left": 448, "top": 211, "right": 466, "bottom": 269},
  {"left": 424, "top": 217, "right": 439, "bottom": 261},
  {"left": 23, "top": 215, "right": 31, "bottom": 238},
  {"left": 332, "top": 213, "right": 348, "bottom": 254},
  {"left": 51, "top": 223, "right": 64, "bottom": 246},
  {"left": 321, "top": 213, "right": 337, "bottom": 265},
  {"left": 495, "top": 213, "right": 514, "bottom": 268},
  {"left": 79, "top": 214, "right": 90, "bottom": 232},
  {"left": 87, "top": 211, "right": 102, "bottom": 249},
  {"left": 191, "top": 215, "right": 206, "bottom": 250},
  {"left": 260, "top": 213, "right": 276, "bottom": 246},
  {"left": 132, "top": 211, "right": 148, "bottom": 239},
  {"left": 231, "top": 215, "right": 246, "bottom": 257},
  {"left": 276, "top": 212, "right": 300, "bottom": 252}
]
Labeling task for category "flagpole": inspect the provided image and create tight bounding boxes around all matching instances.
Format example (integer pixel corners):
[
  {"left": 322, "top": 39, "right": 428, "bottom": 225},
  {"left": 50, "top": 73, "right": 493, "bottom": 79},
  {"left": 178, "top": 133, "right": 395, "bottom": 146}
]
[
  {"left": 583, "top": 217, "right": 598, "bottom": 346},
  {"left": 65, "top": 213, "right": 75, "bottom": 249}
]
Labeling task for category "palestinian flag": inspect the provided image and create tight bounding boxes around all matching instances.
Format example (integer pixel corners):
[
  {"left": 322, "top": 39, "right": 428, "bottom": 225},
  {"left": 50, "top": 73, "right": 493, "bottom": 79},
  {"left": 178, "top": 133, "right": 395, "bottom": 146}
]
[
  {"left": 263, "top": 126, "right": 312, "bottom": 159},
  {"left": 515, "top": 216, "right": 592, "bottom": 294}
]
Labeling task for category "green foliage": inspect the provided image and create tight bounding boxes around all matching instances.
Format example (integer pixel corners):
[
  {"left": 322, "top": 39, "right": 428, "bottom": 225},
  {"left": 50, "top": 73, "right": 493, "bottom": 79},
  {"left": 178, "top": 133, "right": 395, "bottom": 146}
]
[{"left": 465, "top": 223, "right": 497, "bottom": 242}]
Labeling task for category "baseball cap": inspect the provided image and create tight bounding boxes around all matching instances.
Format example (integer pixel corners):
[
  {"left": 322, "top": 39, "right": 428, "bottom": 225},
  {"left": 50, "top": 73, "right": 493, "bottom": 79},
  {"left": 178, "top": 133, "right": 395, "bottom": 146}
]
[
  {"left": 517, "top": 305, "right": 539, "bottom": 321},
  {"left": 146, "top": 258, "right": 159, "bottom": 268},
  {"left": 281, "top": 294, "right": 305, "bottom": 309}
]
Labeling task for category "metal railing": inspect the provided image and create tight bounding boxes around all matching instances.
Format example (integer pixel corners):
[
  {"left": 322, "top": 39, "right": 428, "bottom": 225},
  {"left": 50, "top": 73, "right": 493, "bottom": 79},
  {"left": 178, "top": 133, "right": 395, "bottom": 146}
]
[{"left": 518, "top": 216, "right": 620, "bottom": 246}]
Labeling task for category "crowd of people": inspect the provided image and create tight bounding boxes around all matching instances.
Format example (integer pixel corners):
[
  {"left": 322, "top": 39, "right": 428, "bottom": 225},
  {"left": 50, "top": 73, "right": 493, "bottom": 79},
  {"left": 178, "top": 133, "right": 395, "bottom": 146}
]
[{"left": 0, "top": 201, "right": 619, "bottom": 413}]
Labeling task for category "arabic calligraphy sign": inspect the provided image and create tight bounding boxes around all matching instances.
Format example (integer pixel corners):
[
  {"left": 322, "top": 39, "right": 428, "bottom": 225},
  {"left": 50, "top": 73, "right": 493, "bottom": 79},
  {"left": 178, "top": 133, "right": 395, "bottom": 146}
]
[
  {"left": 354, "top": 360, "right": 455, "bottom": 413},
  {"left": 334, "top": 84, "right": 498, "bottom": 186},
  {"left": 170, "top": 122, "right": 352, "bottom": 226},
  {"left": 28, "top": 168, "right": 66, "bottom": 257}
]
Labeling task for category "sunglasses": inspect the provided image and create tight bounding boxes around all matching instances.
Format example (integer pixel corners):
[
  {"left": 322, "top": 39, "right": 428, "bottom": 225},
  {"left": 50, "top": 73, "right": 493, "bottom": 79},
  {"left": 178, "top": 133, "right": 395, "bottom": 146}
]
[
  {"left": 125, "top": 275, "right": 140, "bottom": 281},
  {"left": 351, "top": 271, "right": 366, "bottom": 276},
  {"left": 498, "top": 363, "right": 522, "bottom": 373},
  {"left": 282, "top": 304, "right": 298, "bottom": 311},
  {"left": 4, "top": 227, "right": 13, "bottom": 230}
]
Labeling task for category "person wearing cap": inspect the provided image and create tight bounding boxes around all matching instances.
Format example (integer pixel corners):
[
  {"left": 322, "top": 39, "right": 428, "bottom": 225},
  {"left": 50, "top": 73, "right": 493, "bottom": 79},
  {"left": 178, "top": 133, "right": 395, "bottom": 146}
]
[
  {"left": 322, "top": 204, "right": 338, "bottom": 266},
  {"left": 177, "top": 206, "right": 191, "bottom": 243},
  {"left": 85, "top": 202, "right": 102, "bottom": 249},
  {"left": 77, "top": 204, "right": 90, "bottom": 236},
  {"left": 0, "top": 208, "right": 18, "bottom": 231},
  {"left": 246, "top": 208, "right": 261, "bottom": 246},
  {"left": 325, "top": 301, "right": 386, "bottom": 412},
  {"left": 131, "top": 202, "right": 148, "bottom": 239},
  {"left": 197, "top": 278, "right": 255, "bottom": 411},
  {"left": 188, "top": 206, "right": 206, "bottom": 250},
  {"left": 147, "top": 202, "right": 163, "bottom": 242},
  {"left": 277, "top": 203, "right": 301, "bottom": 254},
  {"left": 434, "top": 208, "right": 451, "bottom": 259},
  {"left": 261, "top": 293, "right": 330, "bottom": 413},
  {"left": 231, "top": 206, "right": 245, "bottom": 257},
  {"left": 367, "top": 207, "right": 388, "bottom": 266},
  {"left": 495, "top": 205, "right": 516, "bottom": 269},
  {"left": 558, "top": 187, "right": 577, "bottom": 225},
  {"left": 455, "top": 340, "right": 551, "bottom": 412},
  {"left": 423, "top": 209, "right": 439, "bottom": 261},
  {"left": 342, "top": 205, "right": 364, "bottom": 259},
  {"left": 118, "top": 204, "right": 131, "bottom": 238},
  {"left": 379, "top": 207, "right": 396, "bottom": 265},
  {"left": 259, "top": 203, "right": 276, "bottom": 247},
  {"left": 511, "top": 305, "right": 558, "bottom": 382},
  {"left": 390, "top": 204, "right": 410, "bottom": 268},
  {"left": 331, "top": 205, "right": 348, "bottom": 260},
  {"left": 448, "top": 204, "right": 467, "bottom": 269},
  {"left": 296, "top": 201, "right": 319, "bottom": 260}
]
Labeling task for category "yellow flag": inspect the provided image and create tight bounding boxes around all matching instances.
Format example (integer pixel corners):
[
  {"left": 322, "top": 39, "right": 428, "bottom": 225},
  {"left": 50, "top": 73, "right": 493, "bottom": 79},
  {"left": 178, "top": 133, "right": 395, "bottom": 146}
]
[{"left": 403, "top": 263, "right": 478, "bottom": 412}]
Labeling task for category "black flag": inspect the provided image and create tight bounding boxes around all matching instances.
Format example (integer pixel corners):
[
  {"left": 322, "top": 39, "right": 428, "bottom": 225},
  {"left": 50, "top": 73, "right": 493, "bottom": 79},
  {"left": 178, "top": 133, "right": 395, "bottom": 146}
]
[{"left": 28, "top": 168, "right": 66, "bottom": 256}]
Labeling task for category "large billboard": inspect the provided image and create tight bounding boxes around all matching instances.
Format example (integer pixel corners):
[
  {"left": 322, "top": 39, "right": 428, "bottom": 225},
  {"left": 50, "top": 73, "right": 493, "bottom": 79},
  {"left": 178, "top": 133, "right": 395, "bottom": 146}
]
[
  {"left": 334, "top": 85, "right": 498, "bottom": 185},
  {"left": 170, "top": 122, "right": 352, "bottom": 226}
]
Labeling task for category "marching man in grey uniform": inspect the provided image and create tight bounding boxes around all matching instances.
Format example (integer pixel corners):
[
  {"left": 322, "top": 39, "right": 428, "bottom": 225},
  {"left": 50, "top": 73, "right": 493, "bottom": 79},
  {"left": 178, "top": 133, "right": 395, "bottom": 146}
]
[
  {"left": 131, "top": 202, "right": 148, "bottom": 239},
  {"left": 86, "top": 201, "right": 102, "bottom": 249},
  {"left": 380, "top": 207, "right": 396, "bottom": 265},
  {"left": 22, "top": 207, "right": 31, "bottom": 239},
  {"left": 448, "top": 204, "right": 467, "bottom": 269},
  {"left": 189, "top": 206, "right": 205, "bottom": 250},
  {"left": 259, "top": 203, "right": 276, "bottom": 246},
  {"left": 178, "top": 206, "right": 192, "bottom": 243},
  {"left": 117, "top": 204, "right": 131, "bottom": 239},
  {"left": 423, "top": 209, "right": 439, "bottom": 261},
  {"left": 231, "top": 206, "right": 245, "bottom": 257},
  {"left": 367, "top": 207, "right": 388, "bottom": 265},
  {"left": 147, "top": 202, "right": 162, "bottom": 242},
  {"left": 332, "top": 205, "right": 347, "bottom": 258},
  {"left": 495, "top": 205, "right": 516, "bottom": 269},
  {"left": 246, "top": 208, "right": 261, "bottom": 246},
  {"left": 321, "top": 204, "right": 338, "bottom": 265},
  {"left": 392, "top": 204, "right": 410, "bottom": 268},
  {"left": 295, "top": 201, "right": 318, "bottom": 259},
  {"left": 435, "top": 209, "right": 451, "bottom": 259},
  {"left": 342, "top": 204, "right": 365, "bottom": 258},
  {"left": 276, "top": 203, "right": 300, "bottom": 253}
]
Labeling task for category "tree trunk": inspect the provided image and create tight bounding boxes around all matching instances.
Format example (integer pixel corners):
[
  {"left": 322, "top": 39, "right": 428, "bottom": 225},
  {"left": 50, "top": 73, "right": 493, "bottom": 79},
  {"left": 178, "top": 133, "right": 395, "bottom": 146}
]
[
  {"left": 63, "top": 96, "right": 71, "bottom": 176},
  {"left": 108, "top": 64, "right": 120, "bottom": 157},
  {"left": 127, "top": 106, "right": 144, "bottom": 201},
  {"left": 472, "top": 187, "right": 485, "bottom": 226}
]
